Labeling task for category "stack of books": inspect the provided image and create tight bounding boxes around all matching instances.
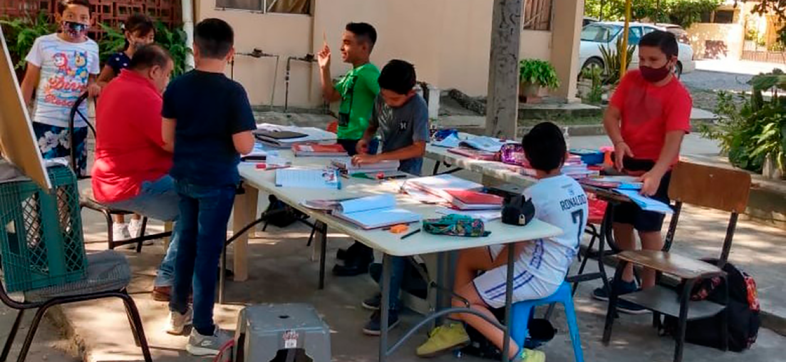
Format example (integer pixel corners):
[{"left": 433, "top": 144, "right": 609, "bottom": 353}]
[
  {"left": 404, "top": 175, "right": 484, "bottom": 203},
  {"left": 562, "top": 155, "right": 599, "bottom": 179},
  {"left": 331, "top": 157, "right": 400, "bottom": 175},
  {"left": 254, "top": 124, "right": 337, "bottom": 148},
  {"left": 292, "top": 144, "right": 348, "bottom": 157},
  {"left": 442, "top": 189, "right": 503, "bottom": 211}
]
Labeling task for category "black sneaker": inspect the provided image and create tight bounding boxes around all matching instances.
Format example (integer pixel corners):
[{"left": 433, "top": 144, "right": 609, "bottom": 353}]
[
  {"left": 362, "top": 310, "right": 400, "bottom": 336},
  {"left": 616, "top": 298, "right": 650, "bottom": 315},
  {"left": 592, "top": 278, "right": 638, "bottom": 301},
  {"left": 362, "top": 293, "right": 381, "bottom": 311}
]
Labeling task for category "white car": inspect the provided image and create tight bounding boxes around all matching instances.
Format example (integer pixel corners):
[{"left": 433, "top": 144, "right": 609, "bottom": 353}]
[{"left": 579, "top": 21, "right": 695, "bottom": 78}]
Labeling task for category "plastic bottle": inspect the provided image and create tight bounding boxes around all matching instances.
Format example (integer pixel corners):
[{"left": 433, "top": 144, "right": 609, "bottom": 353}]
[{"left": 563, "top": 126, "right": 571, "bottom": 151}]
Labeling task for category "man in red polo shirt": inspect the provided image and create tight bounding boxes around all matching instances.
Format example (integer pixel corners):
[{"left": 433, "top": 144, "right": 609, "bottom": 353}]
[
  {"left": 593, "top": 30, "right": 692, "bottom": 314},
  {"left": 92, "top": 44, "right": 181, "bottom": 302}
]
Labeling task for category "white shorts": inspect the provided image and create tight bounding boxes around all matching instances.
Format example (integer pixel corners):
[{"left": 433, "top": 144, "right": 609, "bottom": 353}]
[{"left": 473, "top": 245, "right": 558, "bottom": 309}]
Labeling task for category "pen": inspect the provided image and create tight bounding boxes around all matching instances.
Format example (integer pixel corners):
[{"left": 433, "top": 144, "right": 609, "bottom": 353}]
[{"left": 400, "top": 228, "right": 421, "bottom": 240}]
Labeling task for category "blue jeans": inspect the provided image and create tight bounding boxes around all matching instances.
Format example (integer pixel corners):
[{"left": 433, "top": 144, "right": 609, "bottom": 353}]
[
  {"left": 105, "top": 175, "right": 181, "bottom": 287},
  {"left": 382, "top": 158, "right": 424, "bottom": 311},
  {"left": 169, "top": 180, "right": 236, "bottom": 336}
]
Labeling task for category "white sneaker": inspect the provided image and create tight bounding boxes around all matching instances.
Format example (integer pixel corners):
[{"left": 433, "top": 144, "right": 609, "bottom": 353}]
[
  {"left": 112, "top": 223, "right": 131, "bottom": 241},
  {"left": 166, "top": 308, "right": 193, "bottom": 335},
  {"left": 186, "top": 327, "right": 233, "bottom": 357},
  {"left": 128, "top": 218, "right": 143, "bottom": 238}
]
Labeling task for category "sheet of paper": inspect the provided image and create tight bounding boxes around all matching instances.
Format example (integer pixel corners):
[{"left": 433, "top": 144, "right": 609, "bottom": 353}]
[
  {"left": 338, "top": 194, "right": 396, "bottom": 214},
  {"left": 275, "top": 168, "right": 339, "bottom": 189},
  {"left": 432, "top": 133, "right": 461, "bottom": 148},
  {"left": 614, "top": 189, "right": 673, "bottom": 215},
  {"left": 435, "top": 207, "right": 501, "bottom": 221}
]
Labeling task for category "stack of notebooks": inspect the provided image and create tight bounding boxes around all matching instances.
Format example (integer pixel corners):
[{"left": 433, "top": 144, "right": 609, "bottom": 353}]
[
  {"left": 562, "top": 155, "right": 599, "bottom": 179},
  {"left": 254, "top": 124, "right": 337, "bottom": 148},
  {"left": 404, "top": 175, "right": 503, "bottom": 220},
  {"left": 441, "top": 189, "right": 503, "bottom": 210},
  {"left": 332, "top": 194, "right": 421, "bottom": 229},
  {"left": 447, "top": 148, "right": 498, "bottom": 161},
  {"left": 292, "top": 144, "right": 348, "bottom": 157},
  {"left": 331, "top": 157, "right": 400, "bottom": 175}
]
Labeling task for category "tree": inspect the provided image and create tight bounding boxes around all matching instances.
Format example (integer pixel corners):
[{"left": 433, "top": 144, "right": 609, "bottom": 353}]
[
  {"left": 584, "top": 0, "right": 721, "bottom": 28},
  {"left": 743, "top": 0, "right": 786, "bottom": 44}
]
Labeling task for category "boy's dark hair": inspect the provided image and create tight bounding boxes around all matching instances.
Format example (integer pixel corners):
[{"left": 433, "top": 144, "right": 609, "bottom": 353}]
[
  {"left": 346, "top": 22, "right": 377, "bottom": 49},
  {"left": 57, "top": 0, "right": 91, "bottom": 14},
  {"left": 379, "top": 60, "right": 416, "bottom": 95},
  {"left": 122, "top": 13, "right": 155, "bottom": 50},
  {"left": 522, "top": 122, "right": 566, "bottom": 172},
  {"left": 194, "top": 18, "right": 234, "bottom": 59},
  {"left": 639, "top": 30, "right": 679, "bottom": 58},
  {"left": 129, "top": 44, "right": 171, "bottom": 71}
]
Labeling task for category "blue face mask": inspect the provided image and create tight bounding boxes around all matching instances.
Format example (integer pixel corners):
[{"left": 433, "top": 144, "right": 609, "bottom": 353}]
[{"left": 62, "top": 21, "right": 88, "bottom": 39}]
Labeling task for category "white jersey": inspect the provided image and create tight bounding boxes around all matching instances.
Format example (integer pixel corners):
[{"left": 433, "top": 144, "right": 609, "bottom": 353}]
[{"left": 519, "top": 174, "right": 589, "bottom": 286}]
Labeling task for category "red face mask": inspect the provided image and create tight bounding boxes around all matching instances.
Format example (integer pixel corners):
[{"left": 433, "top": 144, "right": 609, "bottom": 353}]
[{"left": 639, "top": 64, "right": 672, "bottom": 83}]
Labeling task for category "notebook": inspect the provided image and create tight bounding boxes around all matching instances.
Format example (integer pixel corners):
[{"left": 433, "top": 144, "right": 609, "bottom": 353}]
[
  {"left": 331, "top": 157, "right": 400, "bottom": 174},
  {"left": 447, "top": 147, "right": 498, "bottom": 161},
  {"left": 459, "top": 136, "right": 514, "bottom": 152},
  {"left": 406, "top": 174, "right": 484, "bottom": 201},
  {"left": 275, "top": 168, "right": 341, "bottom": 189},
  {"left": 443, "top": 189, "right": 503, "bottom": 210},
  {"left": 583, "top": 176, "right": 642, "bottom": 190},
  {"left": 292, "top": 144, "right": 349, "bottom": 157},
  {"left": 333, "top": 194, "right": 421, "bottom": 229},
  {"left": 253, "top": 129, "right": 308, "bottom": 140},
  {"left": 432, "top": 133, "right": 462, "bottom": 148},
  {"left": 614, "top": 189, "right": 673, "bottom": 215}
]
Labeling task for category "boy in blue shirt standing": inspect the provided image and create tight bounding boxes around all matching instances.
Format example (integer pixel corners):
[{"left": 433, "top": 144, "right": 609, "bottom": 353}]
[{"left": 161, "top": 18, "right": 256, "bottom": 356}]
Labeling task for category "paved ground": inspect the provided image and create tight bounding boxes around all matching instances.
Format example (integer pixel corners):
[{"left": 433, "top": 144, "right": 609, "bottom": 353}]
[
  {"left": 681, "top": 70, "right": 753, "bottom": 93},
  {"left": 0, "top": 303, "right": 78, "bottom": 361}
]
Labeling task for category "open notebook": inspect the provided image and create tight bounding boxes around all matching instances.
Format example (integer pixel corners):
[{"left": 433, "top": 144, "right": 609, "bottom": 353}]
[
  {"left": 333, "top": 194, "right": 421, "bottom": 229},
  {"left": 275, "top": 168, "right": 341, "bottom": 189},
  {"left": 615, "top": 189, "right": 673, "bottom": 215}
]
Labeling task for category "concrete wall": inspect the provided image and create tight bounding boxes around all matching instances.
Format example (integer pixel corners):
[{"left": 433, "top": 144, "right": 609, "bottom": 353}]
[
  {"left": 688, "top": 23, "right": 745, "bottom": 60},
  {"left": 197, "top": 0, "right": 577, "bottom": 107}
]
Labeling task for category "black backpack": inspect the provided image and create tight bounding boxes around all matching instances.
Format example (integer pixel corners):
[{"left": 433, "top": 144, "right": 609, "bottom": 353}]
[
  {"left": 661, "top": 259, "right": 760, "bottom": 352},
  {"left": 264, "top": 195, "right": 309, "bottom": 228}
]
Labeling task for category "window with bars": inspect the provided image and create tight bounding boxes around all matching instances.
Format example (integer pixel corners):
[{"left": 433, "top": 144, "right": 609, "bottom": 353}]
[
  {"left": 215, "top": 0, "right": 311, "bottom": 14},
  {"left": 522, "top": 0, "right": 552, "bottom": 31}
]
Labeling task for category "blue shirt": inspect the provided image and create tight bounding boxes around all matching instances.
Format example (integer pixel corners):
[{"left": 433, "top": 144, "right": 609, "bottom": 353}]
[{"left": 162, "top": 70, "right": 257, "bottom": 186}]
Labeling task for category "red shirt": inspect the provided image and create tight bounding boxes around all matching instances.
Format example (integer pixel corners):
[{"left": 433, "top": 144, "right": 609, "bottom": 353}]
[
  {"left": 610, "top": 69, "right": 692, "bottom": 163},
  {"left": 91, "top": 70, "right": 172, "bottom": 203}
]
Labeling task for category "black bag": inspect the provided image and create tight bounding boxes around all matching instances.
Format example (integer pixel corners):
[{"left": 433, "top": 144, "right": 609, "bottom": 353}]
[
  {"left": 264, "top": 195, "right": 308, "bottom": 228},
  {"left": 661, "top": 259, "right": 760, "bottom": 352},
  {"left": 461, "top": 307, "right": 555, "bottom": 360}
]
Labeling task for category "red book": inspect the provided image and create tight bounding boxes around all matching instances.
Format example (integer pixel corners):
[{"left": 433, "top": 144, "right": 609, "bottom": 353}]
[
  {"left": 292, "top": 143, "right": 348, "bottom": 157},
  {"left": 443, "top": 189, "right": 503, "bottom": 210}
]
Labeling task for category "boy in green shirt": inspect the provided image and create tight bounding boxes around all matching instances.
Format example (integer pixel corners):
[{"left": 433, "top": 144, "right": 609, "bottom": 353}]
[{"left": 318, "top": 22, "right": 380, "bottom": 276}]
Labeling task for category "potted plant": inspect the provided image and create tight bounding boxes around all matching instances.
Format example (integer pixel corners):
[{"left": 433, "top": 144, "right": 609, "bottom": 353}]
[{"left": 518, "top": 59, "right": 560, "bottom": 102}]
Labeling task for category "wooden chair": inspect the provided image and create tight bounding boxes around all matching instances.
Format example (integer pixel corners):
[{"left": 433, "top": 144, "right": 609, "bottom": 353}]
[
  {"left": 602, "top": 162, "right": 752, "bottom": 362},
  {"left": 67, "top": 94, "right": 171, "bottom": 251}
]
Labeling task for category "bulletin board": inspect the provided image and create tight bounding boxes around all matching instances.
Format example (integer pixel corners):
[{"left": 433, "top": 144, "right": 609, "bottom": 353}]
[{"left": 0, "top": 27, "right": 51, "bottom": 189}]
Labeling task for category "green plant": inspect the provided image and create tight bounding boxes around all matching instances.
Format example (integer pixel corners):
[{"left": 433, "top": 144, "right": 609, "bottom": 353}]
[
  {"left": 0, "top": 12, "right": 57, "bottom": 70},
  {"left": 154, "top": 21, "right": 191, "bottom": 76},
  {"left": 599, "top": 35, "right": 636, "bottom": 85},
  {"left": 518, "top": 59, "right": 560, "bottom": 90},
  {"left": 97, "top": 22, "right": 126, "bottom": 64},
  {"left": 701, "top": 71, "right": 786, "bottom": 173},
  {"left": 584, "top": 0, "right": 721, "bottom": 28},
  {"left": 580, "top": 66, "right": 604, "bottom": 104}
]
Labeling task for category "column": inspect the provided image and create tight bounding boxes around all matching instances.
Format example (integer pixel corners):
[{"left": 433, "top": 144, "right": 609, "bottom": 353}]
[{"left": 485, "top": 0, "right": 523, "bottom": 139}]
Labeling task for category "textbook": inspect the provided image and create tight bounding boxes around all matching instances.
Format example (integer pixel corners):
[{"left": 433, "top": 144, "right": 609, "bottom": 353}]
[{"left": 332, "top": 194, "right": 421, "bottom": 229}]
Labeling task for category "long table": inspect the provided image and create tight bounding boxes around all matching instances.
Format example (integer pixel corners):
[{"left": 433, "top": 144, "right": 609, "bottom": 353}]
[{"left": 231, "top": 150, "right": 562, "bottom": 362}]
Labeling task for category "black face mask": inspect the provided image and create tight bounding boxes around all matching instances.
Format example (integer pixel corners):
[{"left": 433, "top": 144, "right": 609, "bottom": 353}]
[{"left": 62, "top": 21, "right": 88, "bottom": 39}]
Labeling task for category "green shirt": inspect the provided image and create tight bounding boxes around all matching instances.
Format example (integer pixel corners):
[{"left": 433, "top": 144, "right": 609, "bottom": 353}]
[{"left": 334, "top": 63, "right": 380, "bottom": 140}]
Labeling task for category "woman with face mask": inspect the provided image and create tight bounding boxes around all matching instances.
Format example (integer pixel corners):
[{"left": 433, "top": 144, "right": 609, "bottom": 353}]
[
  {"left": 593, "top": 30, "right": 693, "bottom": 315},
  {"left": 97, "top": 13, "right": 156, "bottom": 87}
]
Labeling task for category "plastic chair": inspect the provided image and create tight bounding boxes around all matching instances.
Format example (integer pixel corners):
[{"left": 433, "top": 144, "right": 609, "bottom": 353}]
[{"left": 510, "top": 282, "right": 584, "bottom": 362}]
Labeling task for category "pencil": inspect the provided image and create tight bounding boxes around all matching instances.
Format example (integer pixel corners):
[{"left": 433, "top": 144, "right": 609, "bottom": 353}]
[{"left": 400, "top": 228, "right": 421, "bottom": 240}]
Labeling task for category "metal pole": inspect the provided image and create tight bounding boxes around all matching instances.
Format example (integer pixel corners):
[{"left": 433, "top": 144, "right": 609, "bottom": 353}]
[{"left": 620, "top": 0, "right": 632, "bottom": 81}]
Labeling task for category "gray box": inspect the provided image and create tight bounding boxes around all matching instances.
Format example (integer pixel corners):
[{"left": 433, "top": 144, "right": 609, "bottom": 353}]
[{"left": 234, "top": 303, "right": 331, "bottom": 362}]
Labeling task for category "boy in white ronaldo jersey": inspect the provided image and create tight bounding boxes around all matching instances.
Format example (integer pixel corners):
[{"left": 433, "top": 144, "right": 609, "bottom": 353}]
[{"left": 416, "top": 122, "right": 588, "bottom": 362}]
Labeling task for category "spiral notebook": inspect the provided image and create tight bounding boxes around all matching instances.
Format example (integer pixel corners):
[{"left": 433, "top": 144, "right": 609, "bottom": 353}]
[{"left": 333, "top": 194, "right": 421, "bottom": 229}]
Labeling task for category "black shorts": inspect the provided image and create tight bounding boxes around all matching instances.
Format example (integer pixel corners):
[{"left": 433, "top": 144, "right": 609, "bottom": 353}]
[{"left": 613, "top": 171, "right": 671, "bottom": 232}]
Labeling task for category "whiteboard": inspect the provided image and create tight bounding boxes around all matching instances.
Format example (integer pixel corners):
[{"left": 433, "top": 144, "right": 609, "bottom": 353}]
[{"left": 0, "top": 27, "right": 51, "bottom": 189}]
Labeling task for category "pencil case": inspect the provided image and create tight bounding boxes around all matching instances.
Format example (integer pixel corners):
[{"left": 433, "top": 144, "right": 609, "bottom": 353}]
[{"left": 423, "top": 214, "right": 490, "bottom": 237}]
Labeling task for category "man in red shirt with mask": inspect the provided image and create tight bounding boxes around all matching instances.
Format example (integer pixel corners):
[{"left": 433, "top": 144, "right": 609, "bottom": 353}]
[
  {"left": 593, "top": 30, "right": 692, "bottom": 314},
  {"left": 92, "top": 44, "right": 182, "bottom": 302}
]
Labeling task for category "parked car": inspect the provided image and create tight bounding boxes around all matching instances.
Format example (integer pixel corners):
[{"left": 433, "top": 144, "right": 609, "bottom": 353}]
[
  {"left": 653, "top": 23, "right": 691, "bottom": 45},
  {"left": 583, "top": 17, "right": 598, "bottom": 27},
  {"left": 579, "top": 21, "right": 696, "bottom": 78}
]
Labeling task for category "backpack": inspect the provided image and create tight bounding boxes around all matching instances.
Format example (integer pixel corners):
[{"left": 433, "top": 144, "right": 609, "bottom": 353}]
[
  {"left": 661, "top": 259, "right": 760, "bottom": 352},
  {"left": 263, "top": 195, "right": 309, "bottom": 228}
]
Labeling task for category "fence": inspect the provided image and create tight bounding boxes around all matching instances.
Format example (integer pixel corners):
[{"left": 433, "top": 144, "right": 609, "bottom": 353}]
[{"left": 0, "top": 0, "right": 181, "bottom": 38}]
